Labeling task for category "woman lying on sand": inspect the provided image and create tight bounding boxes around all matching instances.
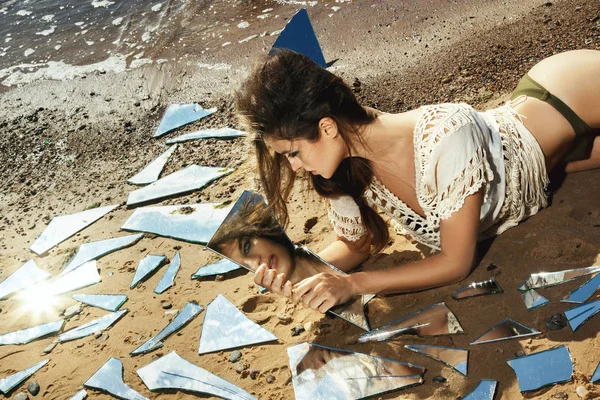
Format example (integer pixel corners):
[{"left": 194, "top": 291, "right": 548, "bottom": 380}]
[{"left": 234, "top": 49, "right": 600, "bottom": 313}]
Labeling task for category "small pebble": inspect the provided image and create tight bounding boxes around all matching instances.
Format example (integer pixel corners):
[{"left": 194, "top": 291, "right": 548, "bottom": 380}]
[
  {"left": 235, "top": 361, "right": 249, "bottom": 373},
  {"left": 161, "top": 301, "right": 172, "bottom": 310},
  {"left": 215, "top": 274, "right": 224, "bottom": 282},
  {"left": 319, "top": 323, "right": 331, "bottom": 329},
  {"left": 546, "top": 313, "right": 567, "bottom": 330},
  {"left": 432, "top": 376, "right": 446, "bottom": 383},
  {"left": 13, "top": 393, "right": 29, "bottom": 400},
  {"left": 43, "top": 342, "right": 57, "bottom": 354},
  {"left": 27, "top": 381, "right": 40, "bottom": 396},
  {"left": 576, "top": 386, "right": 588, "bottom": 398},
  {"left": 249, "top": 369, "right": 260, "bottom": 380},
  {"left": 266, "top": 374, "right": 275, "bottom": 384},
  {"left": 95, "top": 332, "right": 109, "bottom": 342},
  {"left": 486, "top": 263, "right": 497, "bottom": 271},
  {"left": 291, "top": 324, "right": 305, "bottom": 336},
  {"left": 277, "top": 313, "right": 292, "bottom": 324},
  {"left": 64, "top": 304, "right": 82, "bottom": 318},
  {"left": 230, "top": 350, "right": 242, "bottom": 363},
  {"left": 304, "top": 321, "right": 314, "bottom": 332},
  {"left": 553, "top": 392, "right": 568, "bottom": 399}
]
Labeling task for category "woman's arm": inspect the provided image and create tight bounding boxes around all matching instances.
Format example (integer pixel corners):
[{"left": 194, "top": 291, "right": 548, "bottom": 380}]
[
  {"left": 292, "top": 191, "right": 482, "bottom": 311},
  {"left": 318, "top": 234, "right": 371, "bottom": 272}
]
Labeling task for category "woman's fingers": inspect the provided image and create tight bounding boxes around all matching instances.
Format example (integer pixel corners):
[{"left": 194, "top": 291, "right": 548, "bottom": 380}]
[
  {"left": 254, "top": 264, "right": 268, "bottom": 286},
  {"left": 283, "top": 280, "right": 293, "bottom": 297},
  {"left": 270, "top": 272, "right": 287, "bottom": 295},
  {"left": 292, "top": 277, "right": 317, "bottom": 303}
]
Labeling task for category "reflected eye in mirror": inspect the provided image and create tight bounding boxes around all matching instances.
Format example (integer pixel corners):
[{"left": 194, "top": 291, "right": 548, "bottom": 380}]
[{"left": 239, "top": 236, "right": 252, "bottom": 257}]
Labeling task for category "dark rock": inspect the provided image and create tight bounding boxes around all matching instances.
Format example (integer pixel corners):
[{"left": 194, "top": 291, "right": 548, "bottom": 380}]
[
  {"left": 229, "top": 350, "right": 242, "bottom": 363},
  {"left": 432, "top": 376, "right": 446, "bottom": 383},
  {"left": 546, "top": 313, "right": 567, "bottom": 331},
  {"left": 486, "top": 263, "right": 497, "bottom": 271},
  {"left": 303, "top": 217, "right": 318, "bottom": 233},
  {"left": 266, "top": 374, "right": 275, "bottom": 384},
  {"left": 291, "top": 324, "right": 305, "bottom": 336},
  {"left": 27, "top": 381, "right": 40, "bottom": 396},
  {"left": 249, "top": 369, "right": 260, "bottom": 380},
  {"left": 161, "top": 301, "right": 172, "bottom": 310}
]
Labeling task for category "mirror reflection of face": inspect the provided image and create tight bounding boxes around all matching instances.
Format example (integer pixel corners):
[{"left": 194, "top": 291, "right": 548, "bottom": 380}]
[{"left": 217, "top": 235, "right": 294, "bottom": 277}]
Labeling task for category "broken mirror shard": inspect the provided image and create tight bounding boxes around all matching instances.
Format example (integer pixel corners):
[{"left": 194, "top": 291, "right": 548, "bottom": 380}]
[
  {"left": 207, "top": 190, "right": 371, "bottom": 331},
  {"left": 0, "top": 259, "right": 51, "bottom": 300},
  {"left": 192, "top": 258, "right": 241, "bottom": 279},
  {"left": 84, "top": 358, "right": 148, "bottom": 400},
  {"left": 404, "top": 344, "right": 469, "bottom": 376},
  {"left": 154, "top": 252, "right": 181, "bottom": 294},
  {"left": 128, "top": 145, "right": 178, "bottom": 185},
  {"left": 72, "top": 294, "right": 128, "bottom": 312},
  {"left": 126, "top": 164, "right": 234, "bottom": 207},
  {"left": 30, "top": 204, "right": 119, "bottom": 255},
  {"left": 131, "top": 255, "right": 166, "bottom": 289},
  {"left": 166, "top": 128, "right": 246, "bottom": 145},
  {"left": 462, "top": 380, "right": 498, "bottom": 400},
  {"left": 58, "top": 309, "right": 128, "bottom": 343},
  {"left": 564, "top": 298, "right": 600, "bottom": 331},
  {"left": 288, "top": 343, "right": 424, "bottom": 400},
  {"left": 518, "top": 265, "right": 600, "bottom": 291},
  {"left": 507, "top": 345, "right": 573, "bottom": 392},
  {"left": 452, "top": 279, "right": 503, "bottom": 300},
  {"left": 0, "top": 359, "right": 49, "bottom": 395},
  {"left": 131, "top": 302, "right": 203, "bottom": 355},
  {"left": 198, "top": 294, "right": 277, "bottom": 354},
  {"left": 522, "top": 289, "right": 549, "bottom": 311},
  {"left": 121, "top": 203, "right": 231, "bottom": 244},
  {"left": 471, "top": 318, "right": 541, "bottom": 345},
  {"left": 358, "top": 302, "right": 463, "bottom": 343},
  {"left": 153, "top": 103, "right": 217, "bottom": 138},
  {"left": 137, "top": 351, "right": 257, "bottom": 400},
  {"left": 61, "top": 233, "right": 144, "bottom": 276},
  {"left": 49, "top": 260, "right": 101, "bottom": 295},
  {"left": 561, "top": 273, "right": 600, "bottom": 304},
  {"left": 0, "top": 319, "right": 64, "bottom": 345},
  {"left": 592, "top": 362, "right": 600, "bottom": 384},
  {"left": 68, "top": 389, "right": 88, "bottom": 400},
  {"left": 270, "top": 8, "right": 327, "bottom": 68}
]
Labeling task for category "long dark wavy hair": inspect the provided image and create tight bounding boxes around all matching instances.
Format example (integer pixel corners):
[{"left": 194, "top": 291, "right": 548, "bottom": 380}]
[{"left": 234, "top": 49, "right": 389, "bottom": 253}]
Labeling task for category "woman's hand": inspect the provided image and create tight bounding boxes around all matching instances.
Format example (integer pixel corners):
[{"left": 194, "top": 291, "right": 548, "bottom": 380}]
[
  {"left": 254, "top": 264, "right": 293, "bottom": 297},
  {"left": 291, "top": 273, "right": 356, "bottom": 313}
]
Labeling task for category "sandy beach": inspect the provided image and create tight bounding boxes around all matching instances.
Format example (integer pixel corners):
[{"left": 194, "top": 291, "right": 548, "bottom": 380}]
[{"left": 1, "top": 0, "right": 599, "bottom": 399}]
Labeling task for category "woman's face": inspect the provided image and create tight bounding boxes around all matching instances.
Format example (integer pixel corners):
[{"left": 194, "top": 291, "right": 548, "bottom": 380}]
[{"left": 219, "top": 235, "right": 294, "bottom": 277}]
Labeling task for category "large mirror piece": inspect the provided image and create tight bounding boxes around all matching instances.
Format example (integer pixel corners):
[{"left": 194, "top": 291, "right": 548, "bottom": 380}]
[
  {"left": 130, "top": 255, "right": 167, "bottom": 289},
  {"left": 564, "top": 299, "right": 600, "bottom": 331},
  {"left": 0, "top": 260, "right": 51, "bottom": 300},
  {"left": 521, "top": 290, "right": 549, "bottom": 311},
  {"left": 561, "top": 273, "right": 600, "bottom": 304},
  {"left": 128, "top": 145, "right": 178, "bottom": 185},
  {"left": 0, "top": 359, "right": 49, "bottom": 395},
  {"left": 58, "top": 309, "right": 128, "bottom": 342},
  {"left": 507, "top": 345, "right": 573, "bottom": 392},
  {"left": 166, "top": 128, "right": 246, "bottom": 144},
  {"left": 207, "top": 191, "right": 371, "bottom": 331},
  {"left": 462, "top": 380, "right": 498, "bottom": 400},
  {"left": 192, "top": 259, "right": 241, "bottom": 279},
  {"left": 288, "top": 343, "right": 424, "bottom": 400},
  {"left": 404, "top": 344, "right": 468, "bottom": 376},
  {"left": 154, "top": 252, "right": 181, "bottom": 294},
  {"left": 153, "top": 103, "right": 216, "bottom": 138},
  {"left": 518, "top": 266, "right": 600, "bottom": 291},
  {"left": 0, "top": 319, "right": 64, "bottom": 345},
  {"left": 471, "top": 318, "right": 540, "bottom": 345},
  {"left": 198, "top": 294, "right": 277, "bottom": 354},
  {"left": 452, "top": 279, "right": 503, "bottom": 300},
  {"left": 121, "top": 203, "right": 232, "bottom": 244},
  {"left": 358, "top": 302, "right": 463, "bottom": 343},
  {"left": 131, "top": 302, "right": 203, "bottom": 355},
  {"left": 84, "top": 358, "right": 148, "bottom": 400},
  {"left": 137, "top": 351, "right": 257, "bottom": 400}
]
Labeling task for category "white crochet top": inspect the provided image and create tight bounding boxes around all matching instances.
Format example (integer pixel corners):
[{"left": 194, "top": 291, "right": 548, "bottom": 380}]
[{"left": 327, "top": 103, "right": 548, "bottom": 251}]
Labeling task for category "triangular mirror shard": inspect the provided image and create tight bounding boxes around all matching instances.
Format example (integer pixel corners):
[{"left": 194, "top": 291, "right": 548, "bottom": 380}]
[
  {"left": 84, "top": 358, "right": 148, "bottom": 400},
  {"left": 0, "top": 259, "right": 51, "bottom": 300},
  {"left": 0, "top": 319, "right": 64, "bottom": 345},
  {"left": 130, "top": 255, "right": 167, "bottom": 289},
  {"left": 29, "top": 204, "right": 119, "bottom": 255},
  {"left": 128, "top": 145, "right": 178, "bottom": 185},
  {"left": 404, "top": 344, "right": 469, "bottom": 376},
  {"left": 462, "top": 380, "right": 498, "bottom": 400},
  {"left": 49, "top": 260, "right": 101, "bottom": 295},
  {"left": 68, "top": 389, "right": 88, "bottom": 400},
  {"left": 198, "top": 294, "right": 277, "bottom": 354},
  {"left": 166, "top": 128, "right": 246, "bottom": 145},
  {"left": 518, "top": 265, "right": 600, "bottom": 291},
  {"left": 471, "top": 318, "right": 541, "bottom": 345},
  {"left": 58, "top": 309, "right": 128, "bottom": 343},
  {"left": 137, "top": 351, "right": 257, "bottom": 400},
  {"left": 522, "top": 289, "right": 549, "bottom": 311},
  {"left": 192, "top": 258, "right": 242, "bottom": 279},
  {"left": 153, "top": 103, "right": 217, "bottom": 138},
  {"left": 564, "top": 298, "right": 600, "bottom": 331},
  {"left": 507, "top": 345, "right": 573, "bottom": 392},
  {"left": 154, "top": 252, "right": 181, "bottom": 294},
  {"left": 61, "top": 233, "right": 144, "bottom": 276},
  {"left": 0, "top": 359, "right": 49, "bottom": 395},
  {"left": 592, "top": 362, "right": 600, "bottom": 384},
  {"left": 561, "top": 273, "right": 600, "bottom": 304},
  {"left": 126, "top": 165, "right": 234, "bottom": 207},
  {"left": 358, "top": 302, "right": 464, "bottom": 343},
  {"left": 122, "top": 203, "right": 231, "bottom": 244},
  {"left": 72, "top": 294, "right": 128, "bottom": 311},
  {"left": 452, "top": 279, "right": 503, "bottom": 300},
  {"left": 131, "top": 302, "right": 203, "bottom": 355},
  {"left": 288, "top": 343, "right": 425, "bottom": 400},
  {"left": 270, "top": 8, "right": 326, "bottom": 68}
]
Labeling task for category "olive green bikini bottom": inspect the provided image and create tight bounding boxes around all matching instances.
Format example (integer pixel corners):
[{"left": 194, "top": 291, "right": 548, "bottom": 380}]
[{"left": 511, "top": 74, "right": 598, "bottom": 163}]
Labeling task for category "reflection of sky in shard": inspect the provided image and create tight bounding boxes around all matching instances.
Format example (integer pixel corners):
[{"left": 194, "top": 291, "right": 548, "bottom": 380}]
[
  {"left": 68, "top": 389, "right": 88, "bottom": 400},
  {"left": 84, "top": 358, "right": 148, "bottom": 400},
  {"left": 564, "top": 299, "right": 600, "bottom": 331},
  {"left": 58, "top": 309, "right": 128, "bottom": 343},
  {"left": 72, "top": 294, "right": 128, "bottom": 312},
  {"left": 0, "top": 359, "right": 49, "bottom": 395},
  {"left": 518, "top": 266, "right": 600, "bottom": 291},
  {"left": 166, "top": 128, "right": 246, "bottom": 144},
  {"left": 128, "top": 145, "right": 178, "bottom": 185},
  {"left": 131, "top": 255, "right": 166, "bottom": 288},
  {"left": 452, "top": 279, "right": 503, "bottom": 300},
  {"left": 0, "top": 259, "right": 51, "bottom": 300},
  {"left": 153, "top": 104, "right": 217, "bottom": 138},
  {"left": 405, "top": 344, "right": 468, "bottom": 376},
  {"left": 462, "top": 380, "right": 497, "bottom": 400},
  {"left": 561, "top": 274, "right": 600, "bottom": 304},
  {"left": 154, "top": 252, "right": 181, "bottom": 294},
  {"left": 522, "top": 290, "right": 549, "bottom": 311},
  {"left": 507, "top": 345, "right": 573, "bottom": 392},
  {"left": 471, "top": 318, "right": 540, "bottom": 345},
  {"left": 192, "top": 258, "right": 241, "bottom": 278},
  {"left": 0, "top": 319, "right": 64, "bottom": 345}
]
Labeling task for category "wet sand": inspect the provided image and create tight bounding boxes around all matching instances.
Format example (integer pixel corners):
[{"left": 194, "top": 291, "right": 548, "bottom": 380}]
[{"left": 1, "top": 0, "right": 599, "bottom": 399}]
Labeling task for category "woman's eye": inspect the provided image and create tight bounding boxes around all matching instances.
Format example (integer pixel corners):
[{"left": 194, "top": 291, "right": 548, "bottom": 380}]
[{"left": 288, "top": 151, "right": 299, "bottom": 158}]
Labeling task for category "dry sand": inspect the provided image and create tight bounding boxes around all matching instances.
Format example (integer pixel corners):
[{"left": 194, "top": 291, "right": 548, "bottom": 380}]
[{"left": 1, "top": 0, "right": 599, "bottom": 399}]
